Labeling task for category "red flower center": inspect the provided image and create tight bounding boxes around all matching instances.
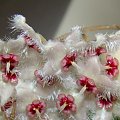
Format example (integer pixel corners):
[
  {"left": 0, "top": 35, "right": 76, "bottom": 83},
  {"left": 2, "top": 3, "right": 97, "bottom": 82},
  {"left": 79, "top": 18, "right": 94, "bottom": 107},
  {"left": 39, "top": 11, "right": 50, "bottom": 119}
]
[
  {"left": 0, "top": 54, "right": 19, "bottom": 72},
  {"left": 76, "top": 76, "right": 97, "bottom": 93},
  {"left": 29, "top": 103, "right": 43, "bottom": 114},
  {"left": 61, "top": 51, "right": 78, "bottom": 71},
  {"left": 95, "top": 47, "right": 107, "bottom": 56},
  {"left": 26, "top": 100, "right": 46, "bottom": 117},
  {"left": 105, "top": 55, "right": 119, "bottom": 79},
  {"left": 97, "top": 94, "right": 116, "bottom": 110},
  {"left": 59, "top": 96, "right": 74, "bottom": 111},
  {"left": 56, "top": 94, "right": 76, "bottom": 114},
  {"left": 0, "top": 54, "right": 19, "bottom": 85}
]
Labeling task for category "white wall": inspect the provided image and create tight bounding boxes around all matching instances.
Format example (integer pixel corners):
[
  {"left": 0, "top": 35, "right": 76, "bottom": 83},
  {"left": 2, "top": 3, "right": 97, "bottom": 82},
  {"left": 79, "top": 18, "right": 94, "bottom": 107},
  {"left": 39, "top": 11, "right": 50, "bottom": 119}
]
[{"left": 55, "top": 0, "right": 120, "bottom": 37}]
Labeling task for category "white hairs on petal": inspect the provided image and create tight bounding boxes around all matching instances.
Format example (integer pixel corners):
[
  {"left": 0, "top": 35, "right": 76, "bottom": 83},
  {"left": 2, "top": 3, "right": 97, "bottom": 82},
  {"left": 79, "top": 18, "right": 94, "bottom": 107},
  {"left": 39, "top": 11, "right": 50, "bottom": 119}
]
[
  {"left": 93, "top": 33, "right": 120, "bottom": 53},
  {"left": 0, "top": 82, "right": 15, "bottom": 105},
  {"left": 75, "top": 57, "right": 120, "bottom": 99},
  {"left": 65, "top": 26, "right": 84, "bottom": 51},
  {"left": 10, "top": 14, "right": 45, "bottom": 52},
  {"left": 10, "top": 14, "right": 26, "bottom": 29},
  {"left": 39, "top": 90, "right": 61, "bottom": 101},
  {"left": 43, "top": 40, "right": 66, "bottom": 74},
  {"left": 93, "top": 108, "right": 112, "bottom": 120},
  {"left": 94, "top": 75, "right": 120, "bottom": 99},
  {"left": 112, "top": 102, "right": 120, "bottom": 116},
  {"left": 75, "top": 32, "right": 120, "bottom": 54},
  {"left": 0, "top": 15, "right": 120, "bottom": 119},
  {"left": 62, "top": 75, "right": 77, "bottom": 90},
  {"left": 105, "top": 39, "right": 120, "bottom": 52},
  {"left": 16, "top": 81, "right": 37, "bottom": 112}
]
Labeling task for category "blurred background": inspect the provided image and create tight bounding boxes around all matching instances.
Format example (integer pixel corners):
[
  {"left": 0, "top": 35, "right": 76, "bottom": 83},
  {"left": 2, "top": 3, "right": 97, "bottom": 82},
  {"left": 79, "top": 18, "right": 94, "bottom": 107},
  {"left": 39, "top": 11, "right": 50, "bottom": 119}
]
[{"left": 0, "top": 0, "right": 120, "bottom": 39}]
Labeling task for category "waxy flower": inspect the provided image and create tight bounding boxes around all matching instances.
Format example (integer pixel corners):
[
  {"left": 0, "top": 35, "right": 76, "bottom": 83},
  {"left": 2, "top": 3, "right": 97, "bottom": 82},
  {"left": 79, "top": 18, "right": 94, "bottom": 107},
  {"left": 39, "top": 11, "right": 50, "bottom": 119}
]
[
  {"left": 34, "top": 70, "right": 56, "bottom": 87},
  {"left": 56, "top": 94, "right": 77, "bottom": 114},
  {"left": 2, "top": 72, "right": 19, "bottom": 85},
  {"left": 97, "top": 93, "right": 116, "bottom": 110},
  {"left": 26, "top": 100, "right": 46, "bottom": 118},
  {"left": 105, "top": 55, "right": 119, "bottom": 79},
  {"left": 0, "top": 54, "right": 19, "bottom": 72},
  {"left": 0, "top": 54, "right": 19, "bottom": 85},
  {"left": 76, "top": 76, "right": 97, "bottom": 93},
  {"left": 61, "top": 51, "right": 78, "bottom": 71}
]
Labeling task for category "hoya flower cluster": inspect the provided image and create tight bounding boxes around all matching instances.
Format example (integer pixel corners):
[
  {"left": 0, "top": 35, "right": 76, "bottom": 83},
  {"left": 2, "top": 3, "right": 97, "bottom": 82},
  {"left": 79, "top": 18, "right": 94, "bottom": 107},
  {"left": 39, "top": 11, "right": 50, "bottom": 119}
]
[{"left": 0, "top": 15, "right": 120, "bottom": 120}]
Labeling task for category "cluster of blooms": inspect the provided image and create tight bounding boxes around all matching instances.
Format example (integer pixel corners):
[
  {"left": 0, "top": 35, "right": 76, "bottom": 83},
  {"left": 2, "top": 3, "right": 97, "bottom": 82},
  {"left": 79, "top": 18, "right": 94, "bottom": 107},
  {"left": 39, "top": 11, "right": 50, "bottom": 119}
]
[{"left": 0, "top": 15, "right": 120, "bottom": 120}]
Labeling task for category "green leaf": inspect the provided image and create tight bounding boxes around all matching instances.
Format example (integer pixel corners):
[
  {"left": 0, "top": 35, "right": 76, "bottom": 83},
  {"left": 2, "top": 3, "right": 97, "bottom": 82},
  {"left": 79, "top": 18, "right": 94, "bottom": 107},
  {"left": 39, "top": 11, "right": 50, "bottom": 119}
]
[
  {"left": 87, "top": 109, "right": 95, "bottom": 120},
  {"left": 112, "top": 114, "right": 120, "bottom": 120}
]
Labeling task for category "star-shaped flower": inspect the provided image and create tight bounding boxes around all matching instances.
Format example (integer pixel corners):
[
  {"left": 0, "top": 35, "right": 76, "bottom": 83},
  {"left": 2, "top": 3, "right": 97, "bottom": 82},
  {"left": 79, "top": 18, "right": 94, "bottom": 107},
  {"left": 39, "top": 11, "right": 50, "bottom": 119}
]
[
  {"left": 105, "top": 55, "right": 119, "bottom": 79},
  {"left": 56, "top": 94, "right": 77, "bottom": 114},
  {"left": 76, "top": 76, "right": 97, "bottom": 93},
  {"left": 26, "top": 100, "right": 46, "bottom": 118},
  {"left": 61, "top": 51, "right": 78, "bottom": 71}
]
